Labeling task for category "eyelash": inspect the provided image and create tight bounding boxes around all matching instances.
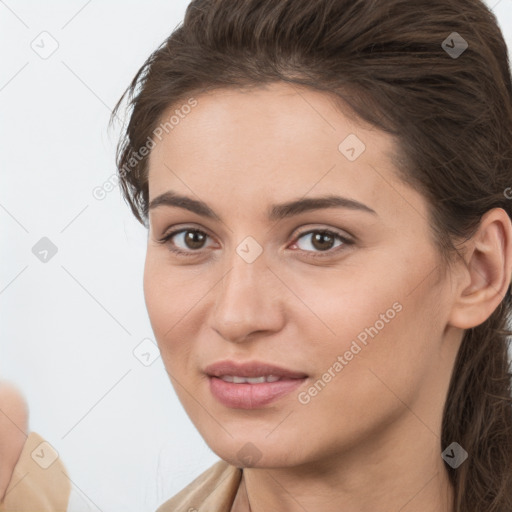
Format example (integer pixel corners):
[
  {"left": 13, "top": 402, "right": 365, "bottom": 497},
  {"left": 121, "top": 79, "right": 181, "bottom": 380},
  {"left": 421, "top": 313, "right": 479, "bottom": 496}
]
[{"left": 156, "top": 226, "right": 354, "bottom": 259}]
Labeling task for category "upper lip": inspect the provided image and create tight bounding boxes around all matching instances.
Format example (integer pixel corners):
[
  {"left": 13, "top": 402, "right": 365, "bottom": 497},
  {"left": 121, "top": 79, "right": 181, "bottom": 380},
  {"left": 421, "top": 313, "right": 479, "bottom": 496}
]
[{"left": 205, "top": 360, "right": 308, "bottom": 379}]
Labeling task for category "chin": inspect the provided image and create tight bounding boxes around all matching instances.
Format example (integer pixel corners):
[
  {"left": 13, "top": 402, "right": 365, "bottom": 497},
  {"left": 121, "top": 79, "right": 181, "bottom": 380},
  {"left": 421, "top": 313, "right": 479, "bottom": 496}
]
[{"left": 204, "top": 434, "right": 305, "bottom": 469}]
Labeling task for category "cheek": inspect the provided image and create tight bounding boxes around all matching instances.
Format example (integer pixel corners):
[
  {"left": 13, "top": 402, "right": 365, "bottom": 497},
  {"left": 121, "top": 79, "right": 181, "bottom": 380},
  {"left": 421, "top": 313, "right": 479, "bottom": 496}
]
[
  {"left": 298, "top": 259, "right": 442, "bottom": 393},
  {"left": 143, "top": 255, "right": 189, "bottom": 349},
  {"left": 143, "top": 257, "right": 168, "bottom": 339},
  {"left": 286, "top": 264, "right": 406, "bottom": 357},
  {"left": 314, "top": 280, "right": 444, "bottom": 421},
  {"left": 142, "top": 252, "right": 212, "bottom": 372},
  {"left": 293, "top": 302, "right": 435, "bottom": 452}
]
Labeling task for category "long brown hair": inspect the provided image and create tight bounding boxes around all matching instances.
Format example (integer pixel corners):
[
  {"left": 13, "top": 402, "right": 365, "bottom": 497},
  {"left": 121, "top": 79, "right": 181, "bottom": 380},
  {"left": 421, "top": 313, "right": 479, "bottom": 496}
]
[{"left": 110, "top": 1, "right": 512, "bottom": 510}]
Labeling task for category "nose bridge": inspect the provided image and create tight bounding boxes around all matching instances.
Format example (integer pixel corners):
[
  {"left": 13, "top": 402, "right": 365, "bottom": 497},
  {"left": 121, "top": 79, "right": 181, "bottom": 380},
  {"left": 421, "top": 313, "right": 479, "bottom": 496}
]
[{"left": 211, "top": 242, "right": 283, "bottom": 341}]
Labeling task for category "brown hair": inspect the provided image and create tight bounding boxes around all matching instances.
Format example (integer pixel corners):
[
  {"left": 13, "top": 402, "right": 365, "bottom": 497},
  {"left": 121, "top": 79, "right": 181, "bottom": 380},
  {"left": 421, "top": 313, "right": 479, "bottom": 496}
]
[{"left": 111, "top": 0, "right": 512, "bottom": 510}]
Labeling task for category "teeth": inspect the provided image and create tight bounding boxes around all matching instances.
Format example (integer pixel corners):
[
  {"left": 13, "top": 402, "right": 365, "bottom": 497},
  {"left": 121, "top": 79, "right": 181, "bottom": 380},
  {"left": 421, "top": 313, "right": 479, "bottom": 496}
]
[{"left": 220, "top": 375, "right": 281, "bottom": 384}]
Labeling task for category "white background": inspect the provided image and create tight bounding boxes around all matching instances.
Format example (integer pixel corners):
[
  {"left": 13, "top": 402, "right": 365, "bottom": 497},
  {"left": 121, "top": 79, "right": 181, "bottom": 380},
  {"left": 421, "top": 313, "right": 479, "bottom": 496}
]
[{"left": 1, "top": 1, "right": 511, "bottom": 511}]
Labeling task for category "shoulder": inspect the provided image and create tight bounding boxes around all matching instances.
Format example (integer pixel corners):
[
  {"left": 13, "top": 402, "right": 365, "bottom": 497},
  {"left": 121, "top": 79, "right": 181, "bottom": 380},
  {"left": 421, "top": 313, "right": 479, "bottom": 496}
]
[
  {"left": 156, "top": 459, "right": 243, "bottom": 512},
  {"left": 0, "top": 381, "right": 28, "bottom": 501},
  {"left": 0, "top": 431, "right": 71, "bottom": 511}
]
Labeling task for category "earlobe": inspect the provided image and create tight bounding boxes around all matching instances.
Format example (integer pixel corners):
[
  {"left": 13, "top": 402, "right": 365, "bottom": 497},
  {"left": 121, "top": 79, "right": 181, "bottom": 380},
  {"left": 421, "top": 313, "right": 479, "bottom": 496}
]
[{"left": 448, "top": 208, "right": 512, "bottom": 330}]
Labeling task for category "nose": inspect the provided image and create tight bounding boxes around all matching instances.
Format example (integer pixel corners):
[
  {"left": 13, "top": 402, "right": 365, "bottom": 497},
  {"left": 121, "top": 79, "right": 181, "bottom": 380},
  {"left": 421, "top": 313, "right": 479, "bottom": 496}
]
[{"left": 209, "top": 250, "right": 286, "bottom": 343}]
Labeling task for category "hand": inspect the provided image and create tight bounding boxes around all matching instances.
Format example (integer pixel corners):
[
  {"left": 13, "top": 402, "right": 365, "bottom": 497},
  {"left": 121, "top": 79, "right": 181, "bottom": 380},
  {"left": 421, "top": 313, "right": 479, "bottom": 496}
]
[{"left": 0, "top": 380, "right": 28, "bottom": 502}]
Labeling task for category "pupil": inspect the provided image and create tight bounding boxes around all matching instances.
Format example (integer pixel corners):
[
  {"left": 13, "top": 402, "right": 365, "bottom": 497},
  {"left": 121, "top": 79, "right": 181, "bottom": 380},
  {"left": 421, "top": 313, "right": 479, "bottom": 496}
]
[
  {"left": 186, "top": 231, "right": 205, "bottom": 249},
  {"left": 312, "top": 232, "right": 333, "bottom": 251}
]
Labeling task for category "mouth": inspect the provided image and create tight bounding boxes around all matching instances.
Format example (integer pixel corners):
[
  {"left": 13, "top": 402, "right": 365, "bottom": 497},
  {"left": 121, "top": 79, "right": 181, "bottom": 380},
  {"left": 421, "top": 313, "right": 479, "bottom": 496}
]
[{"left": 204, "top": 360, "right": 308, "bottom": 409}]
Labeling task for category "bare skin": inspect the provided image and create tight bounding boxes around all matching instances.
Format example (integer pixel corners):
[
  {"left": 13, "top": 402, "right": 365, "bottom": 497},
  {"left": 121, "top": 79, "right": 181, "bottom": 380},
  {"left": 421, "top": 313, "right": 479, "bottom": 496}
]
[
  {"left": 0, "top": 381, "right": 28, "bottom": 502},
  {"left": 144, "top": 82, "right": 512, "bottom": 512}
]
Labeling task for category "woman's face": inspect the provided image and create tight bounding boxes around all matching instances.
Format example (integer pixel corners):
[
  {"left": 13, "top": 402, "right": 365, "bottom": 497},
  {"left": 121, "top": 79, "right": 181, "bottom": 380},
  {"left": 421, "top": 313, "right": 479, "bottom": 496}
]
[{"left": 144, "top": 82, "right": 461, "bottom": 469}]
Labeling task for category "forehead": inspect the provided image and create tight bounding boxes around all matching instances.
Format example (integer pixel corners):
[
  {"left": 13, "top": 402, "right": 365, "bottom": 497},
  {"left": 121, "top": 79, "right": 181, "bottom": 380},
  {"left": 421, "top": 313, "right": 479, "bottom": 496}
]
[
  {"left": 146, "top": 82, "right": 423, "bottom": 221},
  {"left": 149, "top": 82, "right": 394, "bottom": 164}
]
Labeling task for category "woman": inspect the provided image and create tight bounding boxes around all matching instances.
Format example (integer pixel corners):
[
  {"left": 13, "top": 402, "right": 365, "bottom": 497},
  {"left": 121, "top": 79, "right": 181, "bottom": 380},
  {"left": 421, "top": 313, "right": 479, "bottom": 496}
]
[{"left": 111, "top": 0, "right": 512, "bottom": 510}]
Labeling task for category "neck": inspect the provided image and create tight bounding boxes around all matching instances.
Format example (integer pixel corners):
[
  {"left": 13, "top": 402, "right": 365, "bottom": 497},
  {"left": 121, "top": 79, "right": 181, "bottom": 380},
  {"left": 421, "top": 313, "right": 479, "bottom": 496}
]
[{"left": 231, "top": 412, "right": 455, "bottom": 512}]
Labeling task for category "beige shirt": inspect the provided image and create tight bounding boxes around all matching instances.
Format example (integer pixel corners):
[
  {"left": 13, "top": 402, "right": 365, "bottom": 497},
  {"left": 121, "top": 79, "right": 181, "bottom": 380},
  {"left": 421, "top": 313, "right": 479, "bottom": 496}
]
[
  {"left": 0, "top": 431, "right": 71, "bottom": 512},
  {"left": 0, "top": 433, "right": 242, "bottom": 511},
  {"left": 156, "top": 460, "right": 243, "bottom": 512}
]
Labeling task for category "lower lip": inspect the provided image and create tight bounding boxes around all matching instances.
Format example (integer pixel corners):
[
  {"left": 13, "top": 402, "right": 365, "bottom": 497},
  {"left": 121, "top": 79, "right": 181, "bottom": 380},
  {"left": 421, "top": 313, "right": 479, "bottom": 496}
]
[{"left": 208, "top": 376, "right": 307, "bottom": 409}]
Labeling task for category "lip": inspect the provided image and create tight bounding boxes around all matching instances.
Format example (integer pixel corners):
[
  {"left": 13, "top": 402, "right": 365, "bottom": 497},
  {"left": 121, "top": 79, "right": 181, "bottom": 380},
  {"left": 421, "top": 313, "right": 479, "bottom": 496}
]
[
  {"left": 204, "top": 360, "right": 308, "bottom": 379},
  {"left": 205, "top": 360, "right": 308, "bottom": 409}
]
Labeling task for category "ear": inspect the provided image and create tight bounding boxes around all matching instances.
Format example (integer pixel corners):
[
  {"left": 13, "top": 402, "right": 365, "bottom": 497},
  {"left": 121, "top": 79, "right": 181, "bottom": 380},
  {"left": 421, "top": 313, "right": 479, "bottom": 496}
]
[{"left": 448, "top": 208, "right": 512, "bottom": 330}]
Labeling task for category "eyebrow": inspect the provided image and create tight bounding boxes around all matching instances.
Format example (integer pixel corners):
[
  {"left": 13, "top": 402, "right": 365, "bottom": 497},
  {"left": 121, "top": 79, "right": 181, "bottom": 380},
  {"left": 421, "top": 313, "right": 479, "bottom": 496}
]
[{"left": 148, "top": 191, "right": 377, "bottom": 222}]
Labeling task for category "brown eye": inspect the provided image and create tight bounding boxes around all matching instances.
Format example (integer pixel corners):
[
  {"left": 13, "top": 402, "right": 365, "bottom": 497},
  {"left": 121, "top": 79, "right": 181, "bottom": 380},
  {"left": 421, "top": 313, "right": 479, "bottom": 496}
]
[
  {"left": 159, "top": 228, "right": 213, "bottom": 256},
  {"left": 181, "top": 230, "right": 208, "bottom": 250},
  {"left": 310, "top": 232, "right": 336, "bottom": 251},
  {"left": 292, "top": 229, "right": 352, "bottom": 257}
]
